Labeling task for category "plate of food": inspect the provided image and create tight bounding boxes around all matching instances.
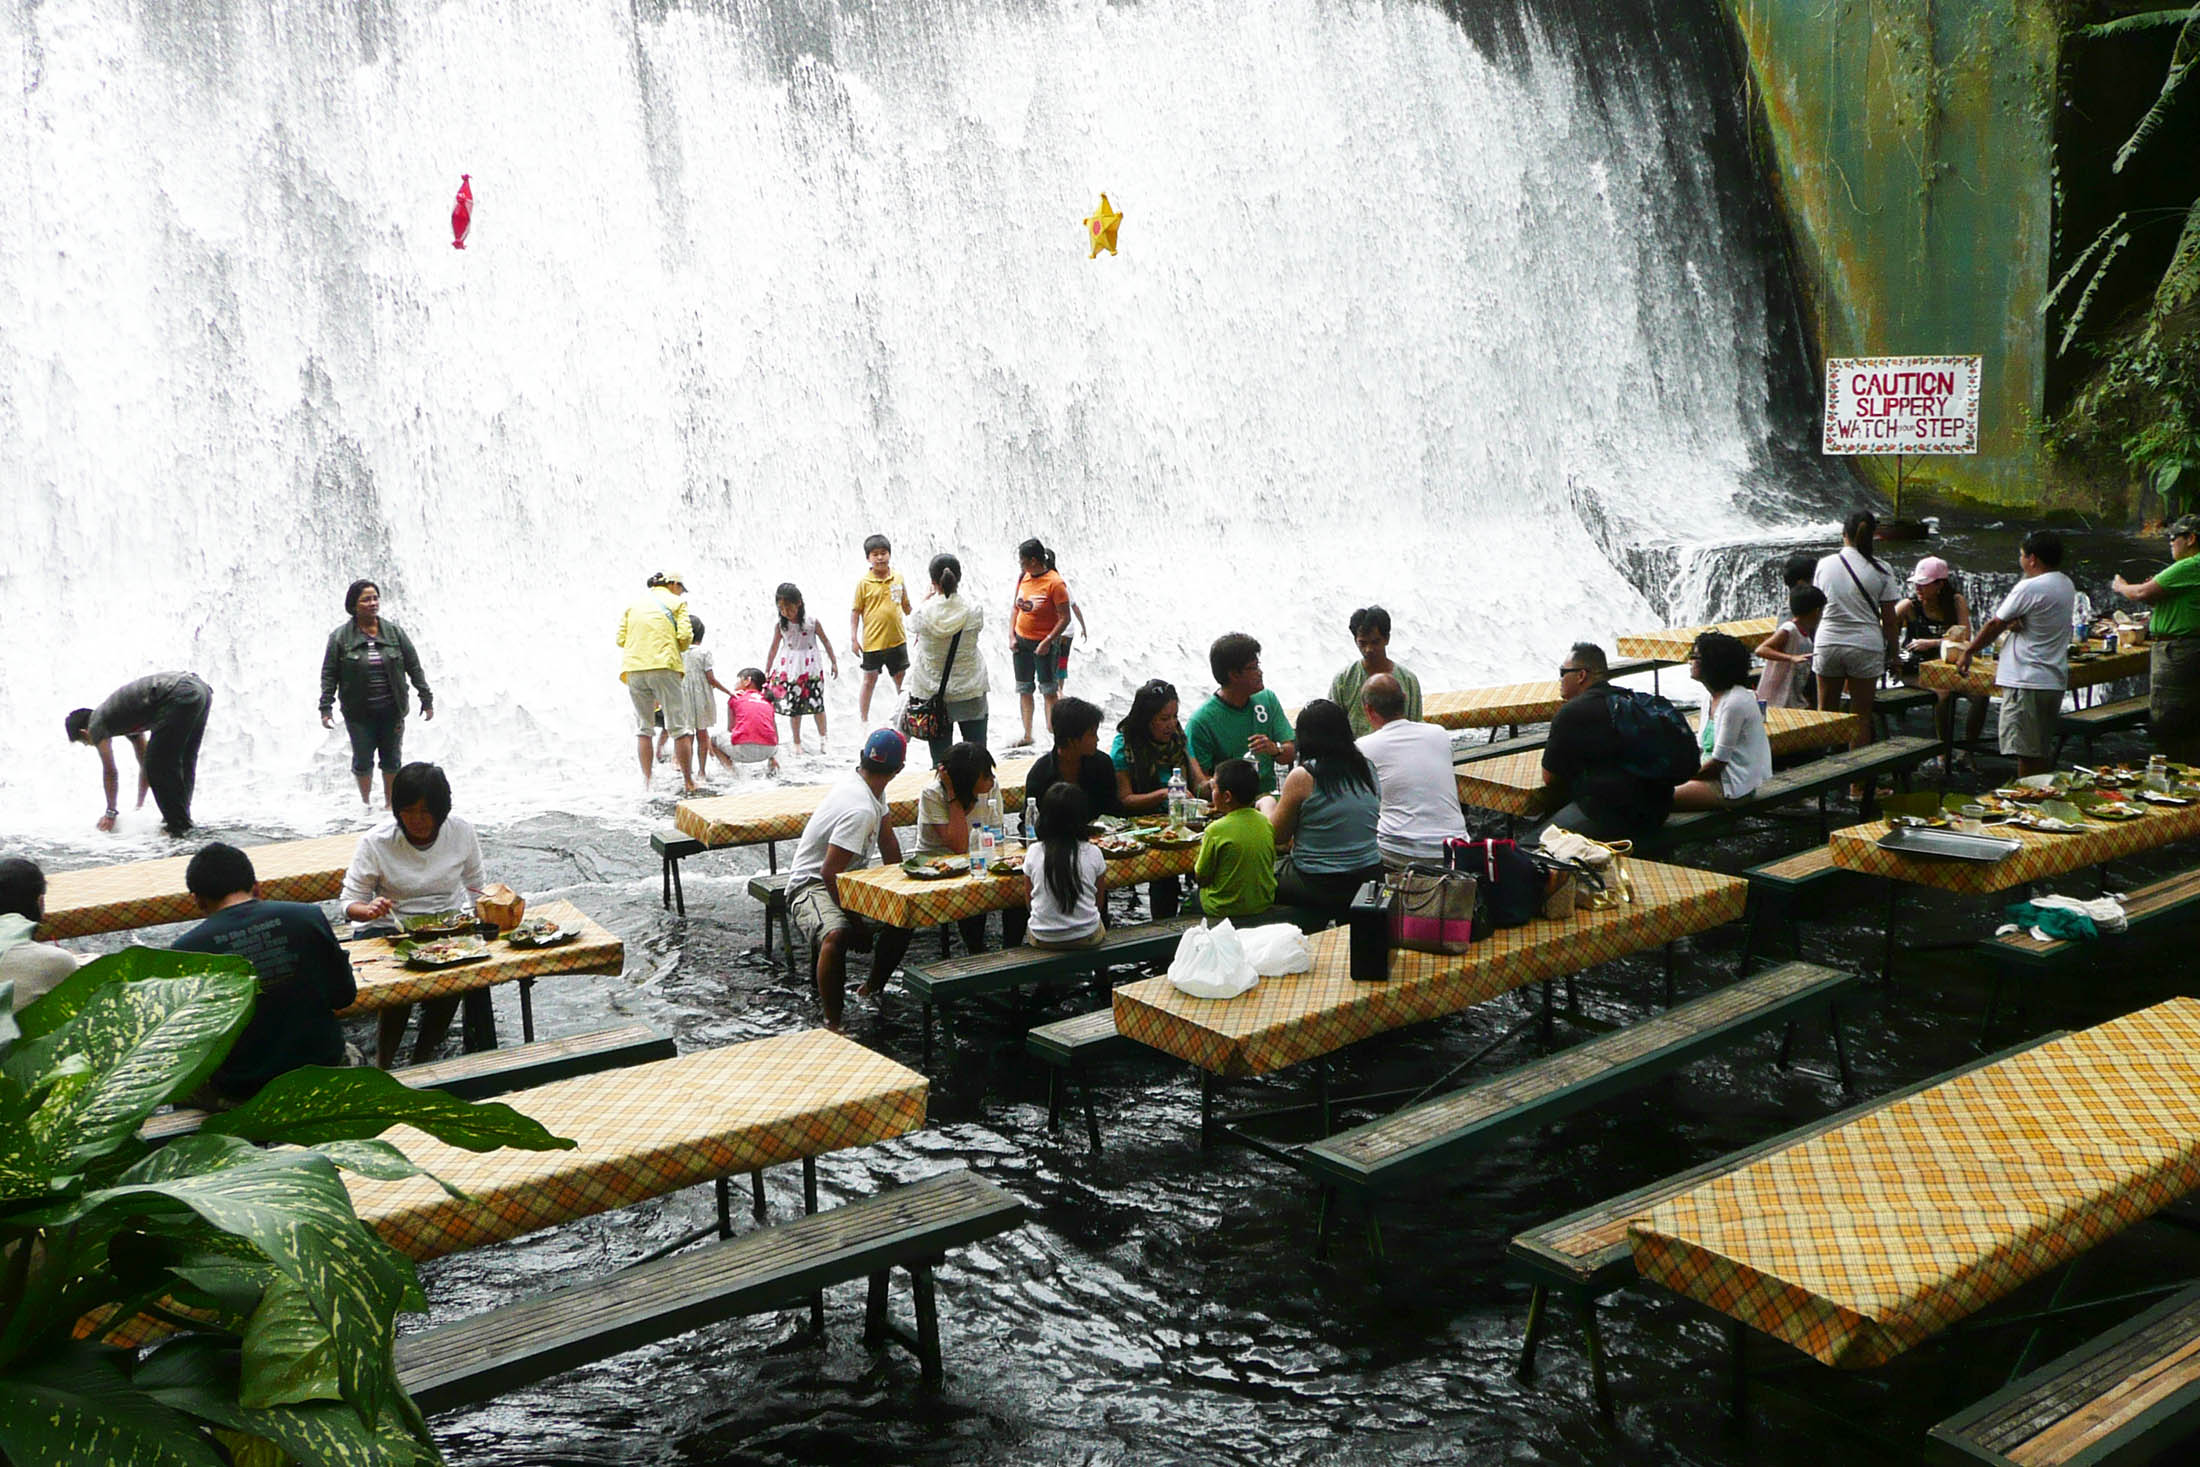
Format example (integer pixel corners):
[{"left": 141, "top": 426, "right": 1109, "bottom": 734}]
[
  {"left": 2140, "top": 789, "right": 2196, "bottom": 806},
  {"left": 987, "top": 851, "right": 1025, "bottom": 875},
  {"left": 2085, "top": 803, "right": 2148, "bottom": 822},
  {"left": 902, "top": 855, "right": 970, "bottom": 880},
  {"left": 399, "top": 911, "right": 477, "bottom": 938},
  {"left": 1094, "top": 834, "right": 1145, "bottom": 858},
  {"left": 505, "top": 916, "right": 575, "bottom": 947},
  {"left": 1139, "top": 823, "right": 1202, "bottom": 848},
  {"left": 1889, "top": 813, "right": 1951, "bottom": 830},
  {"left": 1089, "top": 815, "right": 1133, "bottom": 835},
  {"left": 394, "top": 935, "right": 492, "bottom": 968}
]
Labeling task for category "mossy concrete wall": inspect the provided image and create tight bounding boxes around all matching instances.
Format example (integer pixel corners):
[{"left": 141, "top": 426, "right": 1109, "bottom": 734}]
[{"left": 1725, "top": 0, "right": 2061, "bottom": 509}]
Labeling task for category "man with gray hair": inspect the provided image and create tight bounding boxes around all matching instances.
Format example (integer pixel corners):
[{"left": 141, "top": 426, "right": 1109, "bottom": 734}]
[{"left": 1356, "top": 672, "right": 1466, "bottom": 866}]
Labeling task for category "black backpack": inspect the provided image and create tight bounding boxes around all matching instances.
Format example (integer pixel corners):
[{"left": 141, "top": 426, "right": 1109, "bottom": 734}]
[
  {"left": 1605, "top": 686, "right": 1699, "bottom": 785},
  {"left": 1449, "top": 837, "right": 1542, "bottom": 930}
]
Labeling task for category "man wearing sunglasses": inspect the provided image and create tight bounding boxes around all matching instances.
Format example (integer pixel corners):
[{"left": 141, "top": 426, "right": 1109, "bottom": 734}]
[
  {"left": 1536, "top": 643, "right": 1673, "bottom": 843},
  {"left": 2113, "top": 514, "right": 2200, "bottom": 762}
]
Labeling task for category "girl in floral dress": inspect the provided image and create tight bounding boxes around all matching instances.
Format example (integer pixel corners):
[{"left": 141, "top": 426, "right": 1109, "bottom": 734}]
[{"left": 764, "top": 582, "right": 838, "bottom": 754}]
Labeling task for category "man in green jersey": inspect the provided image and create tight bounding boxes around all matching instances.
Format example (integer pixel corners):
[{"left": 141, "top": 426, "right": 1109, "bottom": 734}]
[{"left": 2114, "top": 514, "right": 2200, "bottom": 762}]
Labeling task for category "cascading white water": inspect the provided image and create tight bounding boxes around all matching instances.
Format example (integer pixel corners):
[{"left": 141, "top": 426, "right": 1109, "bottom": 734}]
[{"left": 0, "top": 0, "right": 1837, "bottom": 845}]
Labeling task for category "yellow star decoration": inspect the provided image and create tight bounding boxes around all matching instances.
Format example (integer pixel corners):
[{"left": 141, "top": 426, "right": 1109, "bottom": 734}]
[{"left": 1084, "top": 193, "right": 1123, "bottom": 258}]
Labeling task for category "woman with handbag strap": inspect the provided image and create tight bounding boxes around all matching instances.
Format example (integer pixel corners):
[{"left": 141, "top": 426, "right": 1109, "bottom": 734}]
[{"left": 903, "top": 553, "right": 991, "bottom": 767}]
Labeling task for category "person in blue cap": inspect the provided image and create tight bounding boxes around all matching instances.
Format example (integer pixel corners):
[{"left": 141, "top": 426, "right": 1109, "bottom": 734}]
[{"left": 784, "top": 727, "right": 913, "bottom": 1029}]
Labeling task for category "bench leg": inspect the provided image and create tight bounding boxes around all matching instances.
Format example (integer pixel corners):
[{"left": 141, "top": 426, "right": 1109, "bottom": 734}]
[
  {"left": 762, "top": 902, "right": 776, "bottom": 964},
  {"left": 670, "top": 856, "right": 686, "bottom": 918},
  {"left": 912, "top": 1262, "right": 943, "bottom": 1392},
  {"left": 804, "top": 1157, "right": 824, "bottom": 1335},
  {"left": 660, "top": 855, "right": 673, "bottom": 910},
  {"left": 1583, "top": 1301, "right": 1613, "bottom": 1421},
  {"left": 715, "top": 1175, "right": 732, "bottom": 1239},
  {"left": 1082, "top": 1078, "right": 1103, "bottom": 1156},
  {"left": 1516, "top": 1284, "right": 1549, "bottom": 1379},
  {"left": 865, "top": 1269, "right": 890, "bottom": 1346},
  {"left": 518, "top": 976, "right": 534, "bottom": 1044},
  {"left": 1830, "top": 1007, "right": 1855, "bottom": 1093},
  {"left": 1538, "top": 979, "right": 1555, "bottom": 1050},
  {"left": 1776, "top": 1021, "right": 1794, "bottom": 1069},
  {"left": 768, "top": 841, "right": 778, "bottom": 874},
  {"left": 1045, "top": 1070, "right": 1064, "bottom": 1133},
  {"left": 1314, "top": 1186, "right": 1335, "bottom": 1260},
  {"left": 750, "top": 1168, "right": 767, "bottom": 1221}
]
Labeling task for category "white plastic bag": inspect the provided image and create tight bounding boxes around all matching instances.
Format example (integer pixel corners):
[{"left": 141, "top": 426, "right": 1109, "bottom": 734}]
[
  {"left": 1166, "top": 920, "right": 1261, "bottom": 999},
  {"left": 1237, "top": 922, "right": 1313, "bottom": 977}
]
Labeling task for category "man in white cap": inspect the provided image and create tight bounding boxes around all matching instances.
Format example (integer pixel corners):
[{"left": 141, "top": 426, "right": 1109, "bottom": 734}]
[
  {"left": 785, "top": 728, "right": 913, "bottom": 1030},
  {"left": 615, "top": 571, "right": 695, "bottom": 793},
  {"left": 2114, "top": 514, "right": 2200, "bottom": 763}
]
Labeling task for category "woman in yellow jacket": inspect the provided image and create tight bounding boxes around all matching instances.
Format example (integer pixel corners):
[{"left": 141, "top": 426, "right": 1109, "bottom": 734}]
[{"left": 617, "top": 571, "right": 694, "bottom": 792}]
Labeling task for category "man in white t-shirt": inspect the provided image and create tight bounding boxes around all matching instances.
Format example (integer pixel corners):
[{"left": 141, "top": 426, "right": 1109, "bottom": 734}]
[
  {"left": 787, "top": 728, "right": 910, "bottom": 1030},
  {"left": 1356, "top": 674, "right": 1467, "bottom": 867},
  {"left": 1957, "top": 529, "right": 2076, "bottom": 777}
]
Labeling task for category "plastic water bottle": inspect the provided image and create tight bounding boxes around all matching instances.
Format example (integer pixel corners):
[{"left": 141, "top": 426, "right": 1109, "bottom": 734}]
[
  {"left": 2147, "top": 755, "right": 2170, "bottom": 794},
  {"left": 1166, "top": 768, "right": 1188, "bottom": 825},
  {"left": 2073, "top": 593, "right": 2094, "bottom": 646},
  {"left": 1023, "top": 797, "right": 1038, "bottom": 842},
  {"left": 971, "top": 819, "right": 992, "bottom": 876}
]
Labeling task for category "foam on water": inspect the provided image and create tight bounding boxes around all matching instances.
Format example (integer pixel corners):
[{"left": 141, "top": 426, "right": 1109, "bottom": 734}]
[{"left": 0, "top": 0, "right": 1838, "bottom": 852}]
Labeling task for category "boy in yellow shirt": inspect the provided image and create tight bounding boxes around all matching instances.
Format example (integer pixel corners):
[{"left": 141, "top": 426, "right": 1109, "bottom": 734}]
[{"left": 850, "top": 533, "right": 913, "bottom": 724}]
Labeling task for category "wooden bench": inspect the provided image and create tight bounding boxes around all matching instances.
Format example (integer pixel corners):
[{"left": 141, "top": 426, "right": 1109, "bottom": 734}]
[
  {"left": 1872, "top": 683, "right": 1937, "bottom": 737},
  {"left": 1504, "top": 1033, "right": 2061, "bottom": 1418},
  {"left": 1026, "top": 1009, "right": 1145, "bottom": 1154},
  {"left": 1976, "top": 866, "right": 2200, "bottom": 1041},
  {"left": 1734, "top": 847, "right": 1848, "bottom": 972},
  {"left": 396, "top": 1168, "right": 1026, "bottom": 1411},
  {"left": 1930, "top": 1281, "right": 2200, "bottom": 1466},
  {"left": 2055, "top": 693, "right": 2150, "bottom": 764},
  {"left": 1291, "top": 961, "right": 1858, "bottom": 1262},
  {"left": 652, "top": 829, "right": 709, "bottom": 915},
  {"left": 141, "top": 1024, "right": 678, "bottom": 1144},
  {"left": 905, "top": 916, "right": 1203, "bottom": 1068},
  {"left": 1639, "top": 734, "right": 1939, "bottom": 853},
  {"left": 1455, "top": 730, "right": 1552, "bottom": 767},
  {"left": 749, "top": 871, "right": 799, "bottom": 978}
]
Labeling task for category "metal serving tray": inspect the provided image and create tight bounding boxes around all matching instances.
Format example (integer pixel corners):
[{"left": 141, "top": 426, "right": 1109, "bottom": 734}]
[{"left": 1874, "top": 826, "right": 2023, "bottom": 863}]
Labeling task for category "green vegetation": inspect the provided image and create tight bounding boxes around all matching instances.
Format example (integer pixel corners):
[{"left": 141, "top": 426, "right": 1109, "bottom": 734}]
[
  {"left": 0, "top": 949, "right": 574, "bottom": 1466},
  {"left": 2046, "top": 5, "right": 2200, "bottom": 520}
]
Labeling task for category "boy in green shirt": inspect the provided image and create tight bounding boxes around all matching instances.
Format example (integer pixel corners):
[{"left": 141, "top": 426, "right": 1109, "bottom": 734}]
[
  {"left": 1186, "top": 632, "right": 1296, "bottom": 796},
  {"left": 1193, "top": 758, "right": 1277, "bottom": 919}
]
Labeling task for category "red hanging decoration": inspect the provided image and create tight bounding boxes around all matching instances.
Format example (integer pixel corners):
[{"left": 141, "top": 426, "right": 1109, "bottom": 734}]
[{"left": 451, "top": 175, "right": 473, "bottom": 250}]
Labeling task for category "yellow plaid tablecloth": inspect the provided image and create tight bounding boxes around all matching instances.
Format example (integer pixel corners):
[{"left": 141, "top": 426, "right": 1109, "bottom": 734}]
[
  {"left": 1456, "top": 708, "right": 1866, "bottom": 817},
  {"left": 1918, "top": 643, "right": 2151, "bottom": 701},
  {"left": 1828, "top": 799, "right": 2200, "bottom": 895},
  {"left": 674, "top": 757, "right": 1040, "bottom": 848},
  {"left": 1615, "top": 617, "right": 1779, "bottom": 664},
  {"left": 1630, "top": 998, "right": 2200, "bottom": 1369},
  {"left": 835, "top": 843, "right": 1197, "bottom": 929},
  {"left": 37, "top": 832, "right": 363, "bottom": 941},
  {"left": 1422, "top": 682, "right": 1567, "bottom": 732},
  {"left": 1111, "top": 859, "right": 1745, "bottom": 1077},
  {"left": 345, "top": 1029, "right": 928, "bottom": 1261},
  {"left": 339, "top": 900, "right": 624, "bottom": 1015}
]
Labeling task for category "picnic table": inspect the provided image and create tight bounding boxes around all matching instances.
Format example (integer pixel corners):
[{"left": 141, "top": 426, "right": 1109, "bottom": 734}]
[
  {"left": 835, "top": 843, "right": 1198, "bottom": 930},
  {"left": 1828, "top": 798, "right": 2200, "bottom": 896},
  {"left": 674, "top": 757, "right": 1040, "bottom": 849},
  {"left": 340, "top": 899, "right": 625, "bottom": 1021},
  {"left": 1629, "top": 997, "right": 2200, "bottom": 1369},
  {"left": 1917, "top": 641, "right": 2151, "bottom": 704},
  {"left": 37, "top": 831, "right": 362, "bottom": 940},
  {"left": 1112, "top": 859, "right": 1746, "bottom": 1078},
  {"left": 1422, "top": 682, "right": 1567, "bottom": 733},
  {"left": 1615, "top": 617, "right": 1780, "bottom": 665},
  {"left": 345, "top": 1029, "right": 929, "bottom": 1261},
  {"left": 1456, "top": 707, "right": 1867, "bottom": 818}
]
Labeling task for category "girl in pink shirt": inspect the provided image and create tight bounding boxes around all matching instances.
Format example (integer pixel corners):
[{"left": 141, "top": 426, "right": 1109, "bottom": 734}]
[{"left": 719, "top": 668, "right": 781, "bottom": 776}]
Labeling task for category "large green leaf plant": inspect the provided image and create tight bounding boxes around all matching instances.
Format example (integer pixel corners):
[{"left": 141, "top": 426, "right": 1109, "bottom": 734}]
[{"left": 0, "top": 948, "right": 575, "bottom": 1465}]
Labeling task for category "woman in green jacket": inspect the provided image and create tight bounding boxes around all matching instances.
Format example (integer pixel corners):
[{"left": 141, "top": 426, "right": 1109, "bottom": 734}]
[{"left": 320, "top": 580, "right": 435, "bottom": 807}]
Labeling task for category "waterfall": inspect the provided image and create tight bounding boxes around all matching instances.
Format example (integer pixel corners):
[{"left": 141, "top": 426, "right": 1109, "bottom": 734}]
[{"left": 0, "top": 0, "right": 1842, "bottom": 842}]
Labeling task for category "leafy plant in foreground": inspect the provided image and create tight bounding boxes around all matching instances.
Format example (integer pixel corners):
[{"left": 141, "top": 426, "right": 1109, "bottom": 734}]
[{"left": 0, "top": 947, "right": 575, "bottom": 1465}]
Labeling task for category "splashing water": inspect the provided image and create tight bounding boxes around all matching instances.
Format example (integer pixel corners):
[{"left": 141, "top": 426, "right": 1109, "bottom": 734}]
[{"left": 0, "top": 0, "right": 1841, "bottom": 850}]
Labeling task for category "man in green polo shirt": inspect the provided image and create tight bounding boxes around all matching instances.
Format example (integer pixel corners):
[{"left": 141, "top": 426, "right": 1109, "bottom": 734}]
[
  {"left": 1185, "top": 632, "right": 1296, "bottom": 796},
  {"left": 2114, "top": 514, "right": 2200, "bottom": 761}
]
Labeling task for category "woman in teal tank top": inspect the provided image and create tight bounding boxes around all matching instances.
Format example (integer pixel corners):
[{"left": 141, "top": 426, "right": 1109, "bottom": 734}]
[{"left": 1263, "top": 699, "right": 1385, "bottom": 912}]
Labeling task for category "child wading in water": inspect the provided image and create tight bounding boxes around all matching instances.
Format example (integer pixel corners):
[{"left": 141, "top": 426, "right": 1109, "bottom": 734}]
[
  {"left": 674, "top": 616, "right": 737, "bottom": 778},
  {"left": 850, "top": 533, "right": 912, "bottom": 726},
  {"left": 717, "top": 667, "right": 781, "bottom": 777},
  {"left": 764, "top": 582, "right": 838, "bottom": 755}
]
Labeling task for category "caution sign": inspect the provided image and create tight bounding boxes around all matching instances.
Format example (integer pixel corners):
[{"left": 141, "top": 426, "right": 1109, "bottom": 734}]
[{"left": 1821, "top": 355, "right": 1981, "bottom": 455}]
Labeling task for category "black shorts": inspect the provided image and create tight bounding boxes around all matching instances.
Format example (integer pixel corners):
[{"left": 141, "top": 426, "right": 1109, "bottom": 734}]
[
  {"left": 860, "top": 643, "right": 909, "bottom": 676},
  {"left": 345, "top": 710, "right": 404, "bottom": 775}
]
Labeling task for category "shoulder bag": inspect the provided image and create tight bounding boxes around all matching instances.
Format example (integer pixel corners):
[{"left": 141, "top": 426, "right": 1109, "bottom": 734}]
[{"left": 897, "top": 630, "right": 963, "bottom": 742}]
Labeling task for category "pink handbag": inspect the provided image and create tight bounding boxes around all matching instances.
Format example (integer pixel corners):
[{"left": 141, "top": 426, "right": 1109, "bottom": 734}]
[{"left": 1387, "top": 864, "right": 1477, "bottom": 954}]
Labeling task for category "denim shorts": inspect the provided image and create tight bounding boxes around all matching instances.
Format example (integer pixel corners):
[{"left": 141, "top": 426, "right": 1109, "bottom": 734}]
[
  {"left": 345, "top": 710, "right": 404, "bottom": 776},
  {"left": 1011, "top": 637, "right": 1063, "bottom": 696}
]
